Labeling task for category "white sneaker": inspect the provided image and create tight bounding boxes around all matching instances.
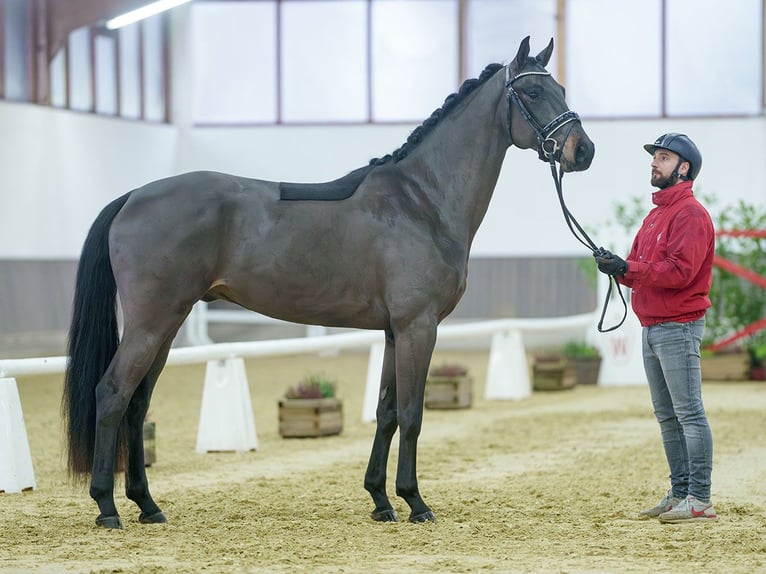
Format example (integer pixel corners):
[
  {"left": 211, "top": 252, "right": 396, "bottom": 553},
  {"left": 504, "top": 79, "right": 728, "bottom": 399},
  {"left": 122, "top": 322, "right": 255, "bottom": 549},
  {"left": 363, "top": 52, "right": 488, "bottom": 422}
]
[
  {"left": 638, "top": 490, "right": 683, "bottom": 519},
  {"left": 659, "top": 495, "right": 717, "bottom": 523}
]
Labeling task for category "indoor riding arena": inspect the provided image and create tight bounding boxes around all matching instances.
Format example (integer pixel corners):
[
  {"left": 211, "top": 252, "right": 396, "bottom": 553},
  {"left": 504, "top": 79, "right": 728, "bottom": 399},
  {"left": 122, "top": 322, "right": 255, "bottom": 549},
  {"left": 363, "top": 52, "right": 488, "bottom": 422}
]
[{"left": 2, "top": 1, "right": 766, "bottom": 573}]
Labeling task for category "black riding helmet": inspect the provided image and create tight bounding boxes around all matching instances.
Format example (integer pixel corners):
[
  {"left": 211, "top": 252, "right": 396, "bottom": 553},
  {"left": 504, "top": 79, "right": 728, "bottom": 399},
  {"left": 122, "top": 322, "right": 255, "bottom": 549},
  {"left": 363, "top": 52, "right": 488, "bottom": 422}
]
[{"left": 643, "top": 133, "right": 702, "bottom": 180}]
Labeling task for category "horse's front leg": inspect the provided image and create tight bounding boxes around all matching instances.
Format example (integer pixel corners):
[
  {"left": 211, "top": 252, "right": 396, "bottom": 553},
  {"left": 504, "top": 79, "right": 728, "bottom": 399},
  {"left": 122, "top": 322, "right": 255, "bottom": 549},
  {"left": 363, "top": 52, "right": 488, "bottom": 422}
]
[
  {"left": 393, "top": 319, "right": 438, "bottom": 523},
  {"left": 364, "top": 330, "right": 399, "bottom": 522}
]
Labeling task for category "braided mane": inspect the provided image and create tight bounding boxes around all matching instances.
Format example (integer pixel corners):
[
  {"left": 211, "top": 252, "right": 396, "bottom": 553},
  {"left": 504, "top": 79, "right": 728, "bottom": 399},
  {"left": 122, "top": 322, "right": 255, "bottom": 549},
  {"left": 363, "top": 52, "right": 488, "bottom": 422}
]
[{"left": 369, "top": 63, "right": 504, "bottom": 166}]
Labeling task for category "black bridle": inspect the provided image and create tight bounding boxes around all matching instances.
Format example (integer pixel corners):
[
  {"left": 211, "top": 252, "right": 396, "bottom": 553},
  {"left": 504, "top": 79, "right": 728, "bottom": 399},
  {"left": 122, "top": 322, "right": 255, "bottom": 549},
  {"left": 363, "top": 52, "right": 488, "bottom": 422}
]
[
  {"left": 505, "top": 65, "right": 627, "bottom": 333},
  {"left": 504, "top": 66, "right": 580, "bottom": 162}
]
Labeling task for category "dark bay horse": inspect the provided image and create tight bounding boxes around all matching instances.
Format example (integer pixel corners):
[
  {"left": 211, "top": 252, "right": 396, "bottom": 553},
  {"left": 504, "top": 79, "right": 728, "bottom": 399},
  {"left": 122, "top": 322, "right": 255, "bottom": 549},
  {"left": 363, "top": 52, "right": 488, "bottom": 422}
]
[{"left": 62, "top": 37, "right": 594, "bottom": 529}]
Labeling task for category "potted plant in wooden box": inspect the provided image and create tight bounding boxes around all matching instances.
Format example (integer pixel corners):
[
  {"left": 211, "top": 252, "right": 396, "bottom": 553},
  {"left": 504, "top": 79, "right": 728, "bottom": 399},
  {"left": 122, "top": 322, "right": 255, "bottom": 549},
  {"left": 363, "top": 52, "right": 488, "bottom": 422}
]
[
  {"left": 532, "top": 352, "right": 572, "bottom": 391},
  {"left": 278, "top": 373, "right": 343, "bottom": 438},
  {"left": 425, "top": 363, "right": 473, "bottom": 409},
  {"left": 562, "top": 340, "right": 602, "bottom": 385}
]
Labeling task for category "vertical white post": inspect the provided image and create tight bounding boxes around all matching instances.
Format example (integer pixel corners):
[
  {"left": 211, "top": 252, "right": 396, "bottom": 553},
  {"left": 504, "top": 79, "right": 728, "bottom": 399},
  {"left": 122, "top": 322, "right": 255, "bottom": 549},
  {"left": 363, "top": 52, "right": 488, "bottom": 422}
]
[
  {"left": 196, "top": 358, "right": 258, "bottom": 453},
  {"left": 362, "top": 342, "right": 385, "bottom": 423},
  {"left": 0, "top": 378, "right": 36, "bottom": 493},
  {"left": 484, "top": 329, "right": 531, "bottom": 400}
]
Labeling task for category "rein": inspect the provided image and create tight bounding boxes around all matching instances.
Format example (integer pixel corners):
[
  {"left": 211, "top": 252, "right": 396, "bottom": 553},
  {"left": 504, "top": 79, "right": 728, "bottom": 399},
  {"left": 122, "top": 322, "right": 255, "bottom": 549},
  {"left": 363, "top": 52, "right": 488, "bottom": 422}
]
[{"left": 505, "top": 65, "right": 627, "bottom": 332}]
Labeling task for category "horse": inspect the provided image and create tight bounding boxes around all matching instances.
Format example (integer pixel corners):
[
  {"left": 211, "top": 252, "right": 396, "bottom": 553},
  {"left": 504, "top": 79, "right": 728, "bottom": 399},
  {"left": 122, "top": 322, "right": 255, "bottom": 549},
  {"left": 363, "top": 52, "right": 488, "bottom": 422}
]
[{"left": 62, "top": 36, "right": 594, "bottom": 529}]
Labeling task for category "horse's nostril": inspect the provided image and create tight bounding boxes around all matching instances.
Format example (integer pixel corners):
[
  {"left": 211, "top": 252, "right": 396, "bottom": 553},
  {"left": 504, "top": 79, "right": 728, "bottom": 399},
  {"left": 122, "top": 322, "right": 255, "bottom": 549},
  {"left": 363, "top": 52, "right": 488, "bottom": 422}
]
[{"left": 575, "top": 141, "right": 593, "bottom": 166}]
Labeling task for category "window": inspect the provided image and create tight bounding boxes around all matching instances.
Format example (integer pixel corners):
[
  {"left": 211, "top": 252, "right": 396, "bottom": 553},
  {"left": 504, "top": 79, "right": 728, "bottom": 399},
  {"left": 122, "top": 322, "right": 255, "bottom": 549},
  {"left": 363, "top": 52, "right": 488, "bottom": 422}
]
[
  {"left": 666, "top": 0, "right": 762, "bottom": 115},
  {"left": 281, "top": 1, "right": 367, "bottom": 122},
  {"left": 566, "top": 0, "right": 662, "bottom": 117},
  {"left": 466, "top": 0, "right": 556, "bottom": 80},
  {"left": 3, "top": 0, "right": 30, "bottom": 101},
  {"left": 371, "top": 0, "right": 458, "bottom": 122},
  {"left": 191, "top": 1, "right": 278, "bottom": 123},
  {"left": 0, "top": 0, "right": 762, "bottom": 124}
]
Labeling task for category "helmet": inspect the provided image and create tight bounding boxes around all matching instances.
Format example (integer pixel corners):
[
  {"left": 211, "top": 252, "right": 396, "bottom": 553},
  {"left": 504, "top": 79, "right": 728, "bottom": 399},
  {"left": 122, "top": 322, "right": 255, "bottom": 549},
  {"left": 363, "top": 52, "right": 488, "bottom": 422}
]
[{"left": 643, "top": 133, "right": 702, "bottom": 180}]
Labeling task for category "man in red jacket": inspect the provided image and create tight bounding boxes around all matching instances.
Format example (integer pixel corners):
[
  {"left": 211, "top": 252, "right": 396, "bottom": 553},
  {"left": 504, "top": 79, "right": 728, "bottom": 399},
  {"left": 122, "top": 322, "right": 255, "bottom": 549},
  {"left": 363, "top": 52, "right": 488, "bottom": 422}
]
[{"left": 594, "top": 133, "right": 717, "bottom": 523}]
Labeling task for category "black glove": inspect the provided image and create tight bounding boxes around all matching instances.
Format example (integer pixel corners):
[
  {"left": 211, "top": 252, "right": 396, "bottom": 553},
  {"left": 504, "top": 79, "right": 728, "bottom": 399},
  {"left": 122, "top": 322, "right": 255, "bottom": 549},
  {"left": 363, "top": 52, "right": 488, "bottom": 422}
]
[{"left": 593, "top": 247, "right": 628, "bottom": 277}]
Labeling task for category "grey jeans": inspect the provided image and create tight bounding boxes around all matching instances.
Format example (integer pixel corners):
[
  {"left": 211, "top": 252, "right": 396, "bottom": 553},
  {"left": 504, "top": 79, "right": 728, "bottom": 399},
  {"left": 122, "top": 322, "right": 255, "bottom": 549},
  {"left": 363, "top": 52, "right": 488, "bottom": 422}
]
[{"left": 642, "top": 318, "right": 713, "bottom": 502}]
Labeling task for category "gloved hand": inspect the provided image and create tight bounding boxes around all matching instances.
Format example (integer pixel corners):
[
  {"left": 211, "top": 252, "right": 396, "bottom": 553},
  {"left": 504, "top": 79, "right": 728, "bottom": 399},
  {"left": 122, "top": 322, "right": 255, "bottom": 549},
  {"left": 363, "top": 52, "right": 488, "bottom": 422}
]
[{"left": 593, "top": 247, "right": 628, "bottom": 277}]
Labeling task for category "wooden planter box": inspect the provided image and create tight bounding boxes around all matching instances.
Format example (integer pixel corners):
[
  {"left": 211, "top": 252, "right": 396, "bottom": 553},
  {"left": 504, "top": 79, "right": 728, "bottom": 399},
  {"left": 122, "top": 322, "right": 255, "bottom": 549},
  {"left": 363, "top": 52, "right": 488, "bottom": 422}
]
[
  {"left": 425, "top": 374, "right": 473, "bottom": 409},
  {"left": 565, "top": 357, "right": 602, "bottom": 385},
  {"left": 533, "top": 359, "right": 574, "bottom": 391},
  {"left": 143, "top": 421, "right": 156, "bottom": 467},
  {"left": 278, "top": 398, "right": 343, "bottom": 438},
  {"left": 701, "top": 352, "right": 747, "bottom": 381}
]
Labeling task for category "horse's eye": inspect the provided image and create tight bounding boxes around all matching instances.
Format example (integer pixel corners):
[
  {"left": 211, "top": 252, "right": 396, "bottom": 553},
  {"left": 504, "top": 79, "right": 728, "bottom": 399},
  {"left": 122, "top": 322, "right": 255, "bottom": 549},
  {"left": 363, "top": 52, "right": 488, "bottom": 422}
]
[{"left": 526, "top": 90, "right": 540, "bottom": 101}]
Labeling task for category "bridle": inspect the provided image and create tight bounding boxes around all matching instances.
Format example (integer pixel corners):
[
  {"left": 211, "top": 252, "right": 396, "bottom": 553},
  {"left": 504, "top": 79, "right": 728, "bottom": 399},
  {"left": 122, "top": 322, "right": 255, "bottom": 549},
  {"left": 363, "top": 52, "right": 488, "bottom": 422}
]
[
  {"left": 504, "top": 66, "right": 580, "bottom": 162},
  {"left": 504, "top": 64, "right": 627, "bottom": 333}
]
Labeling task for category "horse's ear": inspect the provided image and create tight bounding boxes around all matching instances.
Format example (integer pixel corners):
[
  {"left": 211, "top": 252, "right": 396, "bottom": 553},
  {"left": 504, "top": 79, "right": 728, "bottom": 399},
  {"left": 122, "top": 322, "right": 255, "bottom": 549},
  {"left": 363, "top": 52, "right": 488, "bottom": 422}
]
[
  {"left": 512, "top": 36, "right": 531, "bottom": 72},
  {"left": 535, "top": 38, "right": 554, "bottom": 68}
]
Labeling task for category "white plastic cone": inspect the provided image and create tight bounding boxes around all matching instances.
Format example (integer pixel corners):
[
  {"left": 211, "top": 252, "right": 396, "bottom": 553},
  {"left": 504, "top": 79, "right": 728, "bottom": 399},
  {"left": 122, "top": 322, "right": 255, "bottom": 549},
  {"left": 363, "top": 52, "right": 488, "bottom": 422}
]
[
  {"left": 195, "top": 358, "right": 258, "bottom": 453},
  {"left": 362, "top": 342, "right": 385, "bottom": 423},
  {"left": 0, "top": 377, "right": 36, "bottom": 493},
  {"left": 484, "top": 329, "right": 531, "bottom": 400}
]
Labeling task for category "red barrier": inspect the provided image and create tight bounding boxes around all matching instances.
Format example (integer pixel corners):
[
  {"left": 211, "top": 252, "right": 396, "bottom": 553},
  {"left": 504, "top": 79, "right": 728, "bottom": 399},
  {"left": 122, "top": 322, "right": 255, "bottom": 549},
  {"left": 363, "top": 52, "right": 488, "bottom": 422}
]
[{"left": 708, "top": 229, "right": 766, "bottom": 352}]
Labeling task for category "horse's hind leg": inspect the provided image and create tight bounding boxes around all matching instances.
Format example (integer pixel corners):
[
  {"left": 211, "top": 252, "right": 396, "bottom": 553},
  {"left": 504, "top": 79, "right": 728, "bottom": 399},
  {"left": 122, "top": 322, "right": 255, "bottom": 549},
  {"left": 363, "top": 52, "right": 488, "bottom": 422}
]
[
  {"left": 364, "top": 330, "right": 400, "bottom": 522},
  {"left": 123, "top": 330, "right": 179, "bottom": 524},
  {"left": 90, "top": 320, "right": 184, "bottom": 528}
]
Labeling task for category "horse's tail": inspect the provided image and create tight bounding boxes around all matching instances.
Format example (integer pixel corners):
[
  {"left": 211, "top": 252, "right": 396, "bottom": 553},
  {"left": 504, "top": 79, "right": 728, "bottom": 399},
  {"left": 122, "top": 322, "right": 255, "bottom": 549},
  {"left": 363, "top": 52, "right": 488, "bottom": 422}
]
[{"left": 62, "top": 192, "right": 132, "bottom": 478}]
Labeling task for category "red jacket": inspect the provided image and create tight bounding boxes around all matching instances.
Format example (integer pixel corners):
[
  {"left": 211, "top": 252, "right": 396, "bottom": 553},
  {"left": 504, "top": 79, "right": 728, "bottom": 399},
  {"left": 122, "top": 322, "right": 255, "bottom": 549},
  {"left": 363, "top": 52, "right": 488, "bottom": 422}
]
[{"left": 620, "top": 180, "right": 715, "bottom": 326}]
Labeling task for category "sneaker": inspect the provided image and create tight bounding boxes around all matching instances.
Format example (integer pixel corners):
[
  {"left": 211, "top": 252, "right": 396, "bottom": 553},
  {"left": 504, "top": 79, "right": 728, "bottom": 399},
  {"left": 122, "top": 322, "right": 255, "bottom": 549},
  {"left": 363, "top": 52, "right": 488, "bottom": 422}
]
[
  {"left": 638, "top": 490, "right": 683, "bottom": 519},
  {"left": 659, "top": 495, "right": 717, "bottom": 523}
]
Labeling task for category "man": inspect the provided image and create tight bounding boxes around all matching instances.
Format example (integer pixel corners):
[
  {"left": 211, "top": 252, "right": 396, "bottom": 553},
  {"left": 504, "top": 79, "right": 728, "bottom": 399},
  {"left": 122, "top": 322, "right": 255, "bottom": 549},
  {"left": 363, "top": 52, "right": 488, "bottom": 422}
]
[{"left": 594, "top": 133, "right": 717, "bottom": 523}]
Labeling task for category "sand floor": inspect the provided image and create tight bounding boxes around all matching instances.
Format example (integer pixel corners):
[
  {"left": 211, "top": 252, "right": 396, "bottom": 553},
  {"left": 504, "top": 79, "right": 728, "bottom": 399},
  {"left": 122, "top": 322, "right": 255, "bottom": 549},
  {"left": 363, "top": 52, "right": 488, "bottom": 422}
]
[{"left": 2, "top": 350, "right": 766, "bottom": 573}]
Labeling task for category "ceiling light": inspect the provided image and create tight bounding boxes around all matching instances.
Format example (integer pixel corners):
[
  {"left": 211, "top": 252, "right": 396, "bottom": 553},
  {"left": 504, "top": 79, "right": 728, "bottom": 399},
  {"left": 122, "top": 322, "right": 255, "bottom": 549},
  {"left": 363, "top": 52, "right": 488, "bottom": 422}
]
[{"left": 105, "top": 0, "right": 192, "bottom": 30}]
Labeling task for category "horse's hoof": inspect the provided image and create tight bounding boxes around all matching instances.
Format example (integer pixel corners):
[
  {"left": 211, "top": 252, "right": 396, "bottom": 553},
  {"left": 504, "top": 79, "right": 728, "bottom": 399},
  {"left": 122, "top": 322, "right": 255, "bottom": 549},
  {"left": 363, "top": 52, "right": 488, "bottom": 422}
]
[
  {"left": 139, "top": 511, "right": 168, "bottom": 524},
  {"left": 95, "top": 514, "right": 124, "bottom": 529},
  {"left": 409, "top": 510, "right": 436, "bottom": 523},
  {"left": 371, "top": 508, "right": 399, "bottom": 522}
]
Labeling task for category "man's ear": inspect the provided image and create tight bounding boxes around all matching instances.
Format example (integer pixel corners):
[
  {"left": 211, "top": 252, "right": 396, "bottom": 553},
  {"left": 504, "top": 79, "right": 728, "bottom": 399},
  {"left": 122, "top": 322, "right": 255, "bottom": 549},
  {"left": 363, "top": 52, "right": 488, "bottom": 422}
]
[{"left": 680, "top": 161, "right": 690, "bottom": 177}]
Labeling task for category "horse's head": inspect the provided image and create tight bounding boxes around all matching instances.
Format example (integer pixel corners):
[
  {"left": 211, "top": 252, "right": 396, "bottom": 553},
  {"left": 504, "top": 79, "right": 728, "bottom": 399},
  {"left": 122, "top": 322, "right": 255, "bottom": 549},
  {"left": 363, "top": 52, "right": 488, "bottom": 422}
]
[{"left": 506, "top": 37, "right": 594, "bottom": 173}]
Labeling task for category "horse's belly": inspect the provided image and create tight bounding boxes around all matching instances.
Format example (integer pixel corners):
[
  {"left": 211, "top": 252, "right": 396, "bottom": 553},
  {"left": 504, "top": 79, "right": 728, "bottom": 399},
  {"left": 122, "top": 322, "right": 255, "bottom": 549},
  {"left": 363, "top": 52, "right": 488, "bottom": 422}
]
[{"left": 204, "top": 277, "right": 390, "bottom": 331}]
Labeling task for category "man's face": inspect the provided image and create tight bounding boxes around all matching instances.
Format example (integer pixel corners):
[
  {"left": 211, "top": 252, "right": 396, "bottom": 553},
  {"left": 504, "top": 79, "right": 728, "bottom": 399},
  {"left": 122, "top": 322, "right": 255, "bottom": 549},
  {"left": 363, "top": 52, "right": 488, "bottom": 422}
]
[{"left": 650, "top": 149, "right": 687, "bottom": 188}]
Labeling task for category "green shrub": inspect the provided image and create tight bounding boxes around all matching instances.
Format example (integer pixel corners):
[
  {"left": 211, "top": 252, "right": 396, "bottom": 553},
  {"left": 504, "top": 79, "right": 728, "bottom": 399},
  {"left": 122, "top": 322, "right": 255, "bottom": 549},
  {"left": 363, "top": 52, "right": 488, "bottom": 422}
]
[{"left": 285, "top": 373, "right": 336, "bottom": 399}]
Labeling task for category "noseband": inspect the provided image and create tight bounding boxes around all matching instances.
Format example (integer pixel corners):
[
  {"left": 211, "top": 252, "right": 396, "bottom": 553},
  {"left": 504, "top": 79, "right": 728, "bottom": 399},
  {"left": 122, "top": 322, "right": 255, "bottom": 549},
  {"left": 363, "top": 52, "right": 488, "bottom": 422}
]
[{"left": 504, "top": 66, "right": 580, "bottom": 161}]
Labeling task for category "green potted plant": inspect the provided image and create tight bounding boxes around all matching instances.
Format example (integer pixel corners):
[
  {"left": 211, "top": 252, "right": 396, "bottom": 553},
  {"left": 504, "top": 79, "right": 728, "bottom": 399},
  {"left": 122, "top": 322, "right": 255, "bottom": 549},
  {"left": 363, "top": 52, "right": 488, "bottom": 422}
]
[
  {"left": 278, "top": 373, "right": 343, "bottom": 438},
  {"left": 425, "top": 362, "right": 473, "bottom": 409},
  {"left": 561, "top": 340, "right": 602, "bottom": 385}
]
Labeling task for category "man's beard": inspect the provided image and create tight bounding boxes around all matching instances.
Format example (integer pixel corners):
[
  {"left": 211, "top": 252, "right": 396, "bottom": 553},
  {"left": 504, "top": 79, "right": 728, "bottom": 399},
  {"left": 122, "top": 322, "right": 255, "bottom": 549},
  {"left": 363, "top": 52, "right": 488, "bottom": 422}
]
[{"left": 651, "top": 172, "right": 678, "bottom": 189}]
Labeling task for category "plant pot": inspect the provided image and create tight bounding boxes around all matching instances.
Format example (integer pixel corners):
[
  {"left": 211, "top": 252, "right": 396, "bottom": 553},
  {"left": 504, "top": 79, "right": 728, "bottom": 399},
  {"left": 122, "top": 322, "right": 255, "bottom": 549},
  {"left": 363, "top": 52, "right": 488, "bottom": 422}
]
[
  {"left": 701, "top": 352, "right": 747, "bottom": 381},
  {"left": 278, "top": 397, "right": 343, "bottom": 438},
  {"left": 425, "top": 374, "right": 473, "bottom": 409},
  {"left": 565, "top": 357, "right": 602, "bottom": 385},
  {"left": 143, "top": 420, "right": 156, "bottom": 467},
  {"left": 533, "top": 359, "right": 573, "bottom": 391},
  {"left": 748, "top": 366, "right": 766, "bottom": 381}
]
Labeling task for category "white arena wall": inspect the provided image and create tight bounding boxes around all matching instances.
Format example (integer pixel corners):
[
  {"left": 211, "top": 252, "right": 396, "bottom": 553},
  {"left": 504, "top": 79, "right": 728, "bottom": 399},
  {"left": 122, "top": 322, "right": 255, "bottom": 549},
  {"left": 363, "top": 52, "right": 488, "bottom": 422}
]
[
  {"left": 1, "top": 101, "right": 763, "bottom": 260},
  {"left": 0, "top": 98, "right": 764, "bottom": 356}
]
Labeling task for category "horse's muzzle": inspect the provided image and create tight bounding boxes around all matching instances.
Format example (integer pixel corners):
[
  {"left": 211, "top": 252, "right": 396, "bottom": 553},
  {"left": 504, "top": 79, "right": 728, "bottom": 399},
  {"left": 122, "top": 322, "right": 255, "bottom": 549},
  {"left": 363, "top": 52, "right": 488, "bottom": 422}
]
[{"left": 560, "top": 129, "right": 595, "bottom": 173}]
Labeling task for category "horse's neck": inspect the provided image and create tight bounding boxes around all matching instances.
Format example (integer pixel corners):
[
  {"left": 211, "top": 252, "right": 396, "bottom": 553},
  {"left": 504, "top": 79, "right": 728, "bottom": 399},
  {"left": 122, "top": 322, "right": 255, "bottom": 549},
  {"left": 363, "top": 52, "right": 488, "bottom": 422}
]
[{"left": 403, "top": 72, "right": 510, "bottom": 245}]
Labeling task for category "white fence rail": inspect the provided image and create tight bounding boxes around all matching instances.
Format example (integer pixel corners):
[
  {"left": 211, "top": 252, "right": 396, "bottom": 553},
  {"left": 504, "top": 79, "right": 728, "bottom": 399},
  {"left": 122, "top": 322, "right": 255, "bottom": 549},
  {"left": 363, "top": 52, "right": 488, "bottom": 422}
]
[{"left": 0, "top": 314, "right": 596, "bottom": 379}]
